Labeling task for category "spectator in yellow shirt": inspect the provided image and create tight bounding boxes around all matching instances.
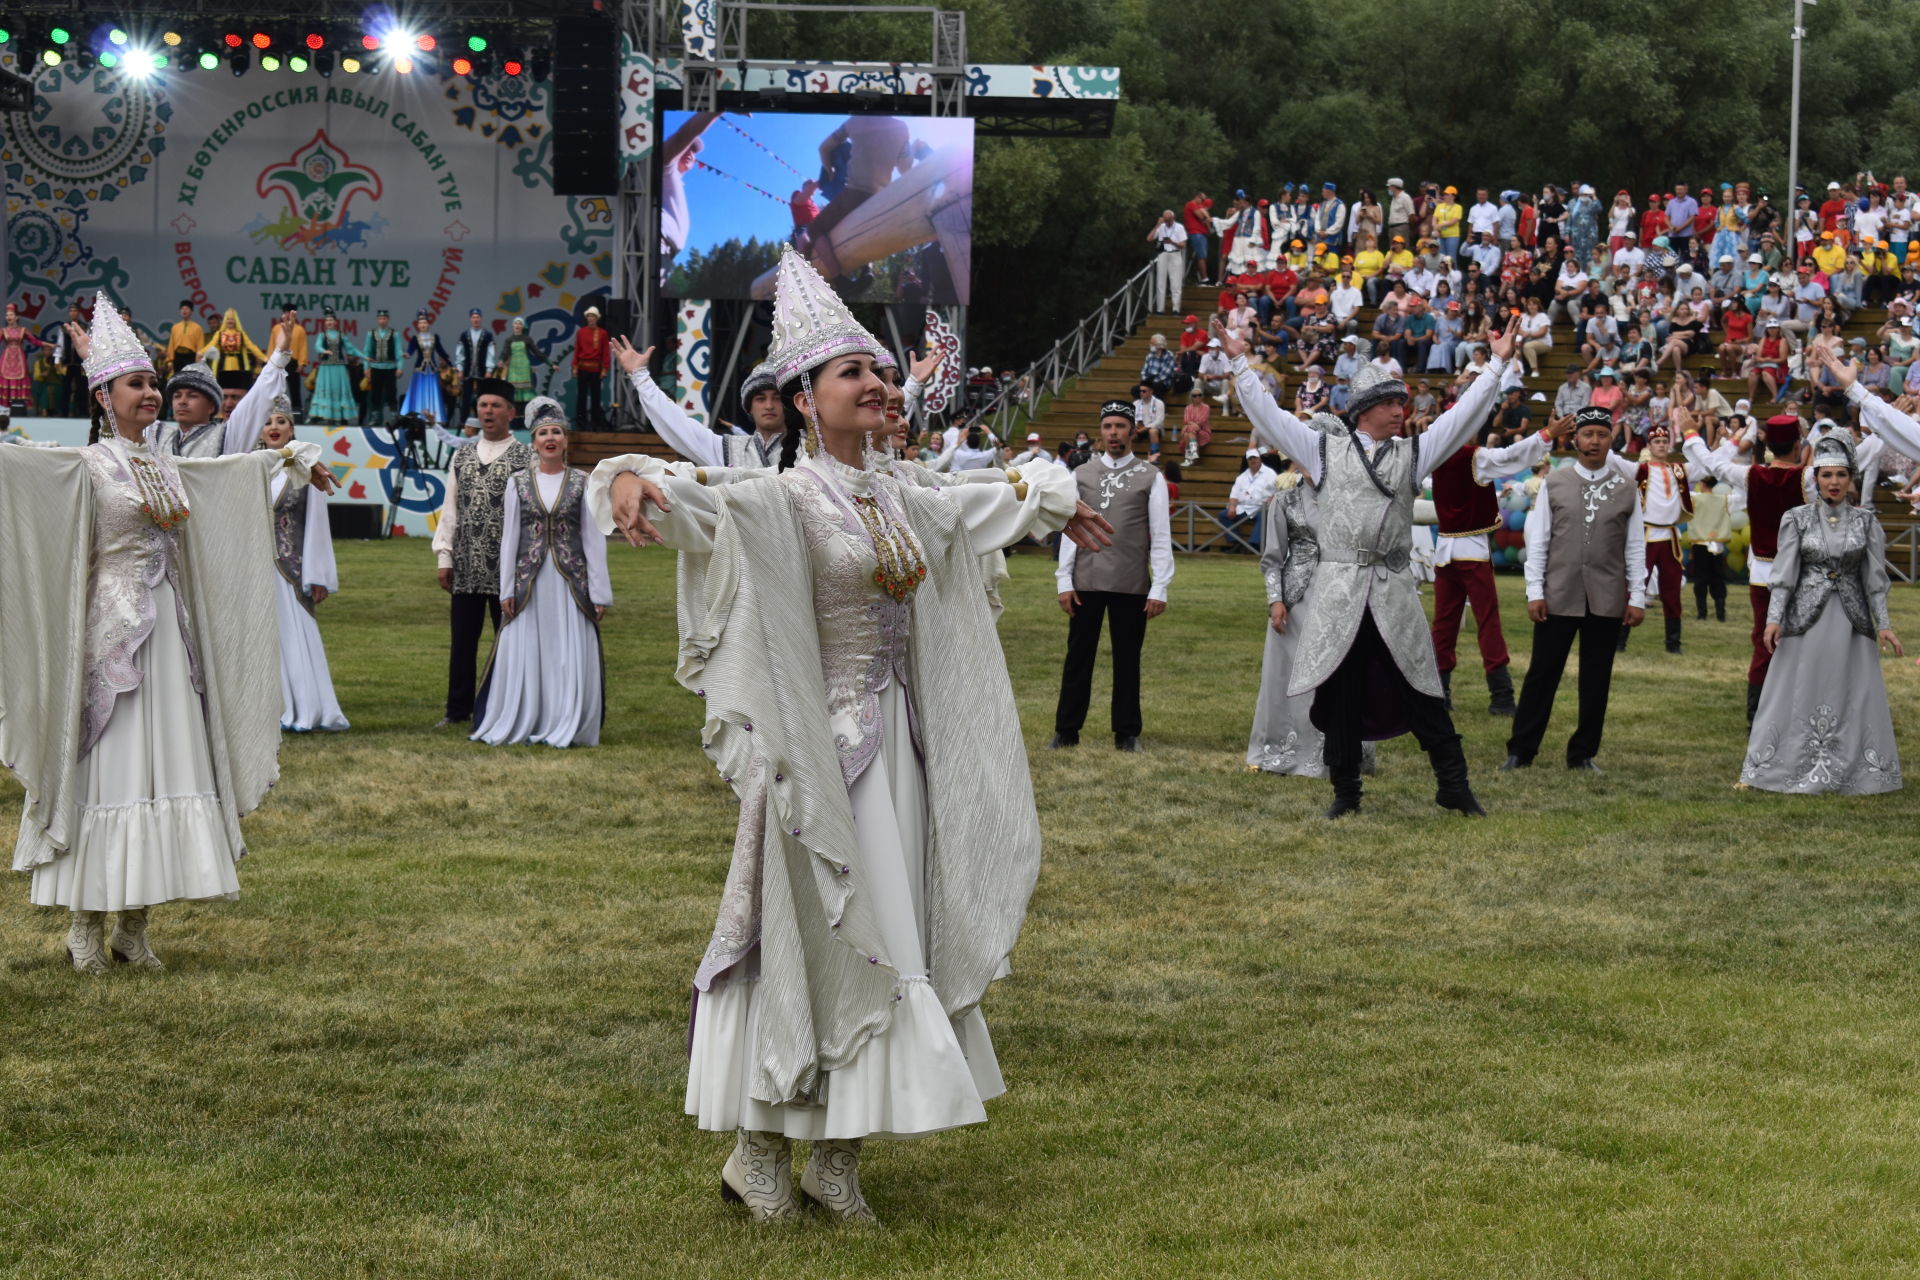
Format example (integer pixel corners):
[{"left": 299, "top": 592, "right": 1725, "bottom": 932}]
[
  {"left": 1351, "top": 233, "right": 1386, "bottom": 285},
  {"left": 1812, "top": 231, "right": 1847, "bottom": 277},
  {"left": 1384, "top": 236, "right": 1417, "bottom": 276},
  {"left": 1284, "top": 239, "right": 1311, "bottom": 272},
  {"left": 1865, "top": 240, "right": 1903, "bottom": 305},
  {"left": 1314, "top": 243, "right": 1341, "bottom": 275},
  {"left": 1434, "top": 186, "right": 1465, "bottom": 261}
]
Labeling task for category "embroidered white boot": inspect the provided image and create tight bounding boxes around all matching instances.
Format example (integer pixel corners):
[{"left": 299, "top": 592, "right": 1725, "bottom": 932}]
[
  {"left": 65, "top": 911, "right": 109, "bottom": 975},
  {"left": 110, "top": 908, "right": 164, "bottom": 971},
  {"left": 800, "top": 1138, "right": 877, "bottom": 1222},
  {"left": 720, "top": 1129, "right": 801, "bottom": 1223}
]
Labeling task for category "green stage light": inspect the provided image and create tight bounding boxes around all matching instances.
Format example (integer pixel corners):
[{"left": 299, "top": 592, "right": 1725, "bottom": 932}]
[
  {"left": 108, "top": 28, "right": 128, "bottom": 46},
  {"left": 289, "top": 54, "right": 308, "bottom": 72},
  {"left": 98, "top": 51, "right": 119, "bottom": 67},
  {"left": 467, "top": 35, "right": 486, "bottom": 52},
  {"left": 198, "top": 50, "right": 219, "bottom": 69},
  {"left": 260, "top": 52, "right": 281, "bottom": 71},
  {"left": 49, "top": 26, "right": 70, "bottom": 45}
]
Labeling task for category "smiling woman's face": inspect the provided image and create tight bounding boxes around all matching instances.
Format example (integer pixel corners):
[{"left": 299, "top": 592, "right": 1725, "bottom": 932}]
[{"left": 791, "top": 354, "right": 886, "bottom": 441}]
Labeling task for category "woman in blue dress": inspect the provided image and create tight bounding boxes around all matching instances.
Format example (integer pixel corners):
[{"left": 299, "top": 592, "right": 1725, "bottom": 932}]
[{"left": 401, "top": 310, "right": 451, "bottom": 425}]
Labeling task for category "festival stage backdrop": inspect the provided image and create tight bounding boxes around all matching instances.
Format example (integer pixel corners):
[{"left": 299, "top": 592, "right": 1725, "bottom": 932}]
[{"left": 661, "top": 110, "right": 972, "bottom": 306}]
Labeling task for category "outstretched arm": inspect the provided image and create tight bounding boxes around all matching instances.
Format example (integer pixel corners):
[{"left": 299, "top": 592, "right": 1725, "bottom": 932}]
[
  {"left": 1415, "top": 320, "right": 1521, "bottom": 475},
  {"left": 610, "top": 336, "right": 724, "bottom": 467},
  {"left": 1217, "top": 320, "right": 1320, "bottom": 478},
  {"left": 220, "top": 328, "right": 292, "bottom": 454}
]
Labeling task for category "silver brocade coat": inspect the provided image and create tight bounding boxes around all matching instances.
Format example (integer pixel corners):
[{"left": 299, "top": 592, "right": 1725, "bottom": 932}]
[
  {"left": 1286, "top": 418, "right": 1440, "bottom": 699},
  {"left": 1767, "top": 501, "right": 1893, "bottom": 638}
]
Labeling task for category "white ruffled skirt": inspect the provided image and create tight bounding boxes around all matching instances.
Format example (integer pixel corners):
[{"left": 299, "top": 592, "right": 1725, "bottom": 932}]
[
  {"left": 31, "top": 579, "right": 243, "bottom": 911},
  {"left": 470, "top": 560, "right": 603, "bottom": 748},
  {"left": 684, "top": 680, "right": 1005, "bottom": 1139},
  {"left": 277, "top": 576, "right": 348, "bottom": 733}
]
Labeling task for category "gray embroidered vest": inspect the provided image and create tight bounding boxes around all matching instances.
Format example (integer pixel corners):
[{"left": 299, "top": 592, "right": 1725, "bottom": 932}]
[
  {"left": 450, "top": 438, "right": 532, "bottom": 595},
  {"left": 1543, "top": 465, "right": 1632, "bottom": 618},
  {"left": 723, "top": 432, "right": 782, "bottom": 469},
  {"left": 1288, "top": 420, "right": 1438, "bottom": 698},
  {"left": 271, "top": 475, "right": 314, "bottom": 615},
  {"left": 1072, "top": 454, "right": 1157, "bottom": 595},
  {"left": 510, "top": 467, "right": 597, "bottom": 621},
  {"left": 1774, "top": 503, "right": 1886, "bottom": 638},
  {"left": 1261, "top": 483, "right": 1319, "bottom": 607}
]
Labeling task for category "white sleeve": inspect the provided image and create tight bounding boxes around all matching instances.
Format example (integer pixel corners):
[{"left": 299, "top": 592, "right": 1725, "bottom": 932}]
[
  {"left": 1147, "top": 472, "right": 1174, "bottom": 602},
  {"left": 1681, "top": 432, "right": 1749, "bottom": 491},
  {"left": 498, "top": 480, "right": 520, "bottom": 600},
  {"left": 1056, "top": 528, "right": 1078, "bottom": 595},
  {"left": 925, "top": 434, "right": 961, "bottom": 473},
  {"left": 1415, "top": 358, "right": 1510, "bottom": 476},
  {"left": 432, "top": 452, "right": 460, "bottom": 568},
  {"left": 220, "top": 350, "right": 291, "bottom": 455},
  {"left": 1471, "top": 428, "right": 1553, "bottom": 482},
  {"left": 1625, "top": 488, "right": 1647, "bottom": 610},
  {"left": 630, "top": 369, "right": 724, "bottom": 467},
  {"left": 302, "top": 484, "right": 337, "bottom": 594},
  {"left": 1523, "top": 480, "right": 1551, "bottom": 603},
  {"left": 1231, "top": 355, "right": 1322, "bottom": 480},
  {"left": 944, "top": 458, "right": 1078, "bottom": 553},
  {"left": 1849, "top": 384, "right": 1920, "bottom": 460},
  {"left": 583, "top": 453, "right": 718, "bottom": 552},
  {"left": 583, "top": 504, "right": 612, "bottom": 607}
]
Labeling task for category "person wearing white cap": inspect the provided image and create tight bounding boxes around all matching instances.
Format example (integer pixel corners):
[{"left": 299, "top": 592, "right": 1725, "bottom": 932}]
[
  {"left": 572, "top": 305, "right": 610, "bottom": 428},
  {"left": 590, "top": 244, "right": 1109, "bottom": 1224},
  {"left": 1384, "top": 177, "right": 1414, "bottom": 251},
  {"left": 0, "top": 292, "right": 333, "bottom": 973},
  {"left": 1197, "top": 337, "right": 1232, "bottom": 414},
  {"left": 1224, "top": 446, "right": 1277, "bottom": 549},
  {"left": 1009, "top": 430, "right": 1054, "bottom": 467}
]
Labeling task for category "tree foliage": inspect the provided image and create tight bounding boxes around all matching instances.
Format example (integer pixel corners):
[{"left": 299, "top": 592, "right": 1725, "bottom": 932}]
[{"left": 757, "top": 0, "right": 1920, "bottom": 363}]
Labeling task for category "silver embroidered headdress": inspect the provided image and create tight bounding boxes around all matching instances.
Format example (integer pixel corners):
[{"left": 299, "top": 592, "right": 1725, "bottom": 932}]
[
  {"left": 83, "top": 292, "right": 154, "bottom": 390},
  {"left": 765, "top": 243, "right": 883, "bottom": 387},
  {"left": 525, "top": 396, "right": 568, "bottom": 430},
  {"left": 1810, "top": 431, "right": 1858, "bottom": 473}
]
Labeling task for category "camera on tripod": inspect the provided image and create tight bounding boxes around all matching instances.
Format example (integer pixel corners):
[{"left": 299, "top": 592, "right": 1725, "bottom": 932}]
[{"left": 390, "top": 412, "right": 431, "bottom": 470}]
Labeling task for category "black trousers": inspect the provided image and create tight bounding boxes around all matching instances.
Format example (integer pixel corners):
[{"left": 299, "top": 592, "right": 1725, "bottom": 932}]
[
  {"left": 1690, "top": 547, "right": 1727, "bottom": 614},
  {"left": 1318, "top": 609, "right": 1460, "bottom": 777},
  {"left": 446, "top": 592, "right": 503, "bottom": 721},
  {"left": 284, "top": 363, "right": 304, "bottom": 417},
  {"left": 1054, "top": 590, "right": 1149, "bottom": 738},
  {"left": 59, "top": 367, "right": 86, "bottom": 417},
  {"left": 367, "top": 369, "right": 398, "bottom": 425},
  {"left": 1506, "top": 611, "right": 1624, "bottom": 764},
  {"left": 575, "top": 372, "right": 605, "bottom": 427}
]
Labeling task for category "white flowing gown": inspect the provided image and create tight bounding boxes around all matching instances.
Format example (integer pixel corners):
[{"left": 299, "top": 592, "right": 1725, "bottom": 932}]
[
  {"left": 272, "top": 473, "right": 349, "bottom": 733},
  {"left": 471, "top": 469, "right": 612, "bottom": 749}
]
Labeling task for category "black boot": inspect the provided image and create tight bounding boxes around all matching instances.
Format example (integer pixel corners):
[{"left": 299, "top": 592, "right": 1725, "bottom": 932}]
[
  {"left": 1715, "top": 598, "right": 1726, "bottom": 622},
  {"left": 1428, "top": 736, "right": 1487, "bottom": 817},
  {"left": 1695, "top": 595, "right": 1708, "bottom": 621},
  {"left": 1324, "top": 767, "right": 1363, "bottom": 819},
  {"left": 1485, "top": 664, "right": 1516, "bottom": 717},
  {"left": 1746, "top": 683, "right": 1762, "bottom": 724},
  {"left": 1439, "top": 667, "right": 1453, "bottom": 711},
  {"left": 1616, "top": 625, "right": 1630, "bottom": 652},
  {"left": 1664, "top": 617, "right": 1683, "bottom": 654}
]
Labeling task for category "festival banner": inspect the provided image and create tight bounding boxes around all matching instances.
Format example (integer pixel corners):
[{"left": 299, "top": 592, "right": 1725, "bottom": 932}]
[
  {"left": 920, "top": 307, "right": 963, "bottom": 415},
  {"left": 2, "top": 56, "right": 612, "bottom": 424},
  {"left": 674, "top": 299, "right": 713, "bottom": 423}
]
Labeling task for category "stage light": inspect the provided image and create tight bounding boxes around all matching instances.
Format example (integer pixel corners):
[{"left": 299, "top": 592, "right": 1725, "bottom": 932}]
[
  {"left": 251, "top": 32, "right": 271, "bottom": 50},
  {"left": 361, "top": 33, "right": 379, "bottom": 51},
  {"left": 467, "top": 35, "right": 487, "bottom": 52},
  {"left": 107, "top": 28, "right": 128, "bottom": 47},
  {"left": 98, "top": 51, "right": 119, "bottom": 68},
  {"left": 341, "top": 54, "right": 361, "bottom": 73},
  {"left": 123, "top": 48, "right": 160, "bottom": 77},
  {"left": 224, "top": 33, "right": 243, "bottom": 48},
  {"left": 452, "top": 56, "right": 472, "bottom": 76},
  {"left": 289, "top": 54, "right": 308, "bottom": 72},
  {"left": 0, "top": 28, "right": 11, "bottom": 45},
  {"left": 49, "top": 26, "right": 70, "bottom": 46},
  {"left": 39, "top": 47, "right": 59, "bottom": 66},
  {"left": 415, "top": 34, "right": 436, "bottom": 52},
  {"left": 530, "top": 50, "right": 551, "bottom": 80},
  {"left": 197, "top": 50, "right": 219, "bottom": 70},
  {"left": 394, "top": 55, "right": 414, "bottom": 74},
  {"left": 502, "top": 57, "right": 523, "bottom": 77},
  {"left": 382, "top": 30, "right": 413, "bottom": 53},
  {"left": 260, "top": 52, "right": 281, "bottom": 71},
  {"left": 162, "top": 31, "right": 182, "bottom": 47},
  {"left": 305, "top": 33, "right": 324, "bottom": 50},
  {"left": 315, "top": 47, "right": 334, "bottom": 76},
  {"left": 228, "top": 47, "right": 249, "bottom": 75}
]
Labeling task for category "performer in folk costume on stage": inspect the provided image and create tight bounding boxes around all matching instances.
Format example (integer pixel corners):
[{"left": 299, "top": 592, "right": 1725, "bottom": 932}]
[
  {"left": 163, "top": 301, "right": 207, "bottom": 380},
  {"left": 1617, "top": 418, "right": 1691, "bottom": 654},
  {"left": 590, "top": 244, "right": 1110, "bottom": 1224},
  {"left": 1050, "top": 400, "right": 1176, "bottom": 752},
  {"left": 0, "top": 303, "right": 49, "bottom": 412},
  {"left": 254, "top": 396, "right": 348, "bottom": 733},
  {"left": 1247, "top": 464, "right": 1377, "bottom": 777},
  {"left": 471, "top": 398, "right": 611, "bottom": 749},
  {"left": 268, "top": 308, "right": 310, "bottom": 421},
  {"left": 306, "top": 309, "right": 360, "bottom": 426},
  {"left": 201, "top": 307, "right": 266, "bottom": 382},
  {"left": 361, "top": 310, "right": 403, "bottom": 427},
  {"left": 1224, "top": 315, "right": 1523, "bottom": 819},
  {"left": 432, "top": 377, "right": 532, "bottom": 725},
  {"left": 455, "top": 308, "right": 497, "bottom": 426},
  {"left": 403, "top": 310, "right": 453, "bottom": 426},
  {"left": 1500, "top": 407, "right": 1648, "bottom": 774},
  {"left": 0, "top": 293, "right": 334, "bottom": 973},
  {"left": 572, "top": 306, "right": 611, "bottom": 429},
  {"left": 1423, "top": 416, "right": 1570, "bottom": 716},
  {"left": 1743, "top": 430, "right": 1903, "bottom": 794},
  {"left": 495, "top": 317, "right": 544, "bottom": 410}
]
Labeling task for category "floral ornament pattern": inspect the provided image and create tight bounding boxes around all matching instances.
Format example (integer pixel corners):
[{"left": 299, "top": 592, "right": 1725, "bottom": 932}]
[{"left": 3, "top": 62, "right": 169, "bottom": 207}]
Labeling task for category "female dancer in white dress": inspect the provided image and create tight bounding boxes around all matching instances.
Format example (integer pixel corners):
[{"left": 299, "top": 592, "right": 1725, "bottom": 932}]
[
  {"left": 471, "top": 398, "right": 611, "bottom": 748},
  {"left": 257, "top": 396, "right": 349, "bottom": 732},
  {"left": 592, "top": 246, "right": 1111, "bottom": 1223},
  {"left": 1744, "top": 431, "right": 1904, "bottom": 793},
  {"left": 0, "top": 294, "right": 331, "bottom": 971}
]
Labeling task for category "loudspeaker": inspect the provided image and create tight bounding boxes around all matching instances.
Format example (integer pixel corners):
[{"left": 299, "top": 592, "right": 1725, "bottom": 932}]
[
  {"left": 599, "top": 297, "right": 634, "bottom": 337},
  {"left": 550, "top": 16, "right": 619, "bottom": 196}
]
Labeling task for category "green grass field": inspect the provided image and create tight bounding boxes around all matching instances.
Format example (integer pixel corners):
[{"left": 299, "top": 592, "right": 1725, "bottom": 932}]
[{"left": 4, "top": 542, "right": 1920, "bottom": 1278}]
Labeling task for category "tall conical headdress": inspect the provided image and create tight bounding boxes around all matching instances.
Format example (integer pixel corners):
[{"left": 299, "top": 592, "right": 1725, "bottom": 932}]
[
  {"left": 83, "top": 291, "right": 154, "bottom": 390},
  {"left": 765, "top": 244, "right": 883, "bottom": 386}
]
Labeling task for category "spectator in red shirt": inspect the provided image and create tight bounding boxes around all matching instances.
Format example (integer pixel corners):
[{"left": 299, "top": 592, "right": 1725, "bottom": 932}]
[
  {"left": 1264, "top": 262, "right": 1298, "bottom": 303},
  {"left": 1819, "top": 181, "right": 1851, "bottom": 237},
  {"left": 1178, "top": 314, "right": 1208, "bottom": 353},
  {"left": 1639, "top": 195, "right": 1665, "bottom": 248},
  {"left": 1183, "top": 193, "right": 1215, "bottom": 285},
  {"left": 571, "top": 306, "right": 610, "bottom": 428}
]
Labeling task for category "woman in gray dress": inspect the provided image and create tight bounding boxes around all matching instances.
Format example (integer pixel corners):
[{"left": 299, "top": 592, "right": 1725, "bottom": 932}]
[
  {"left": 1742, "top": 433, "right": 1905, "bottom": 794},
  {"left": 1246, "top": 466, "right": 1374, "bottom": 777}
]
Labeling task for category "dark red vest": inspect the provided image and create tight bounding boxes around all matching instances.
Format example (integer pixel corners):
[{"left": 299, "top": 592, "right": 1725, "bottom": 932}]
[
  {"left": 1746, "top": 465, "right": 1804, "bottom": 559},
  {"left": 1634, "top": 460, "right": 1694, "bottom": 519},
  {"left": 1432, "top": 444, "right": 1500, "bottom": 537}
]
